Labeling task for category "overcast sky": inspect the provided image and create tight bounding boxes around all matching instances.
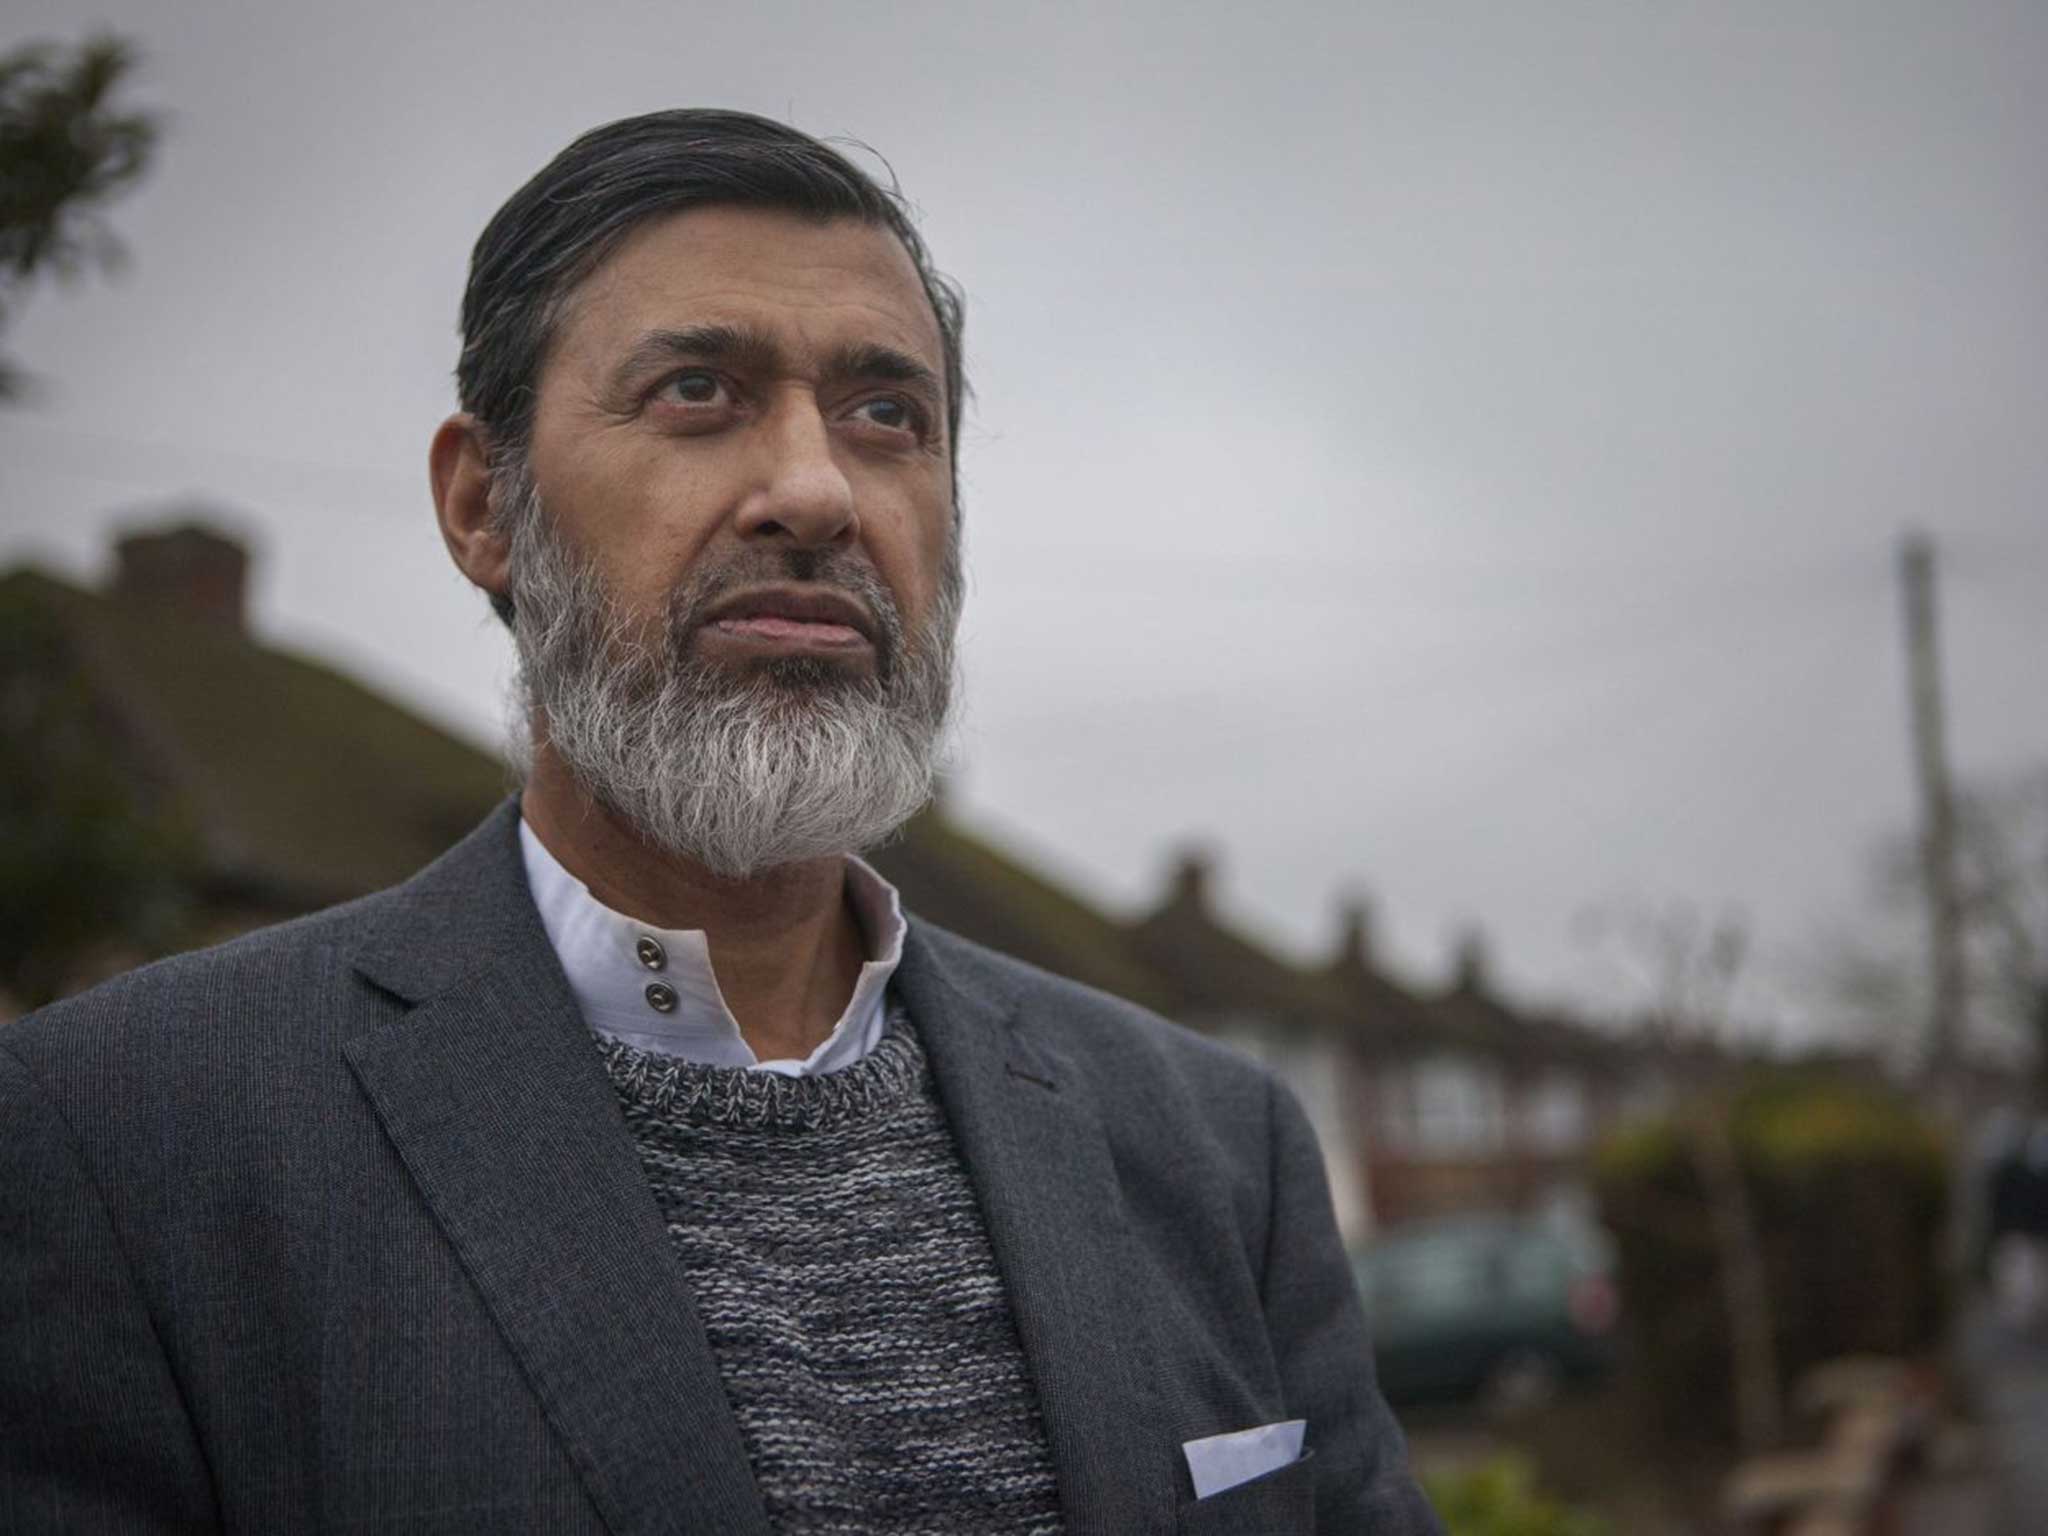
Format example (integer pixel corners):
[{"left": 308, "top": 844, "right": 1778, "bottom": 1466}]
[{"left": 3, "top": 0, "right": 2043, "bottom": 1031}]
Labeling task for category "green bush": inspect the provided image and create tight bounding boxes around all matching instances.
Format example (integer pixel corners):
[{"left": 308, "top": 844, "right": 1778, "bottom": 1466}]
[
  {"left": 1422, "top": 1455, "right": 1610, "bottom": 1536},
  {"left": 1592, "top": 1072, "right": 1949, "bottom": 1444}
]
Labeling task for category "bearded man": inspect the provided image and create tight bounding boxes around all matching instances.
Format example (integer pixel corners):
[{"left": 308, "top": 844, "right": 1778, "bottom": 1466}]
[{"left": 0, "top": 112, "right": 1439, "bottom": 1535}]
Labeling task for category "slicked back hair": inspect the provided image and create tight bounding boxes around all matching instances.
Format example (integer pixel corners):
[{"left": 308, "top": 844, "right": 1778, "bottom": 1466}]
[{"left": 455, "top": 108, "right": 966, "bottom": 518}]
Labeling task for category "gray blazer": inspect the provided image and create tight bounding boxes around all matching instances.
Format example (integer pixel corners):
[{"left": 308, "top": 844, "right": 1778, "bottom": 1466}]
[{"left": 1, "top": 802, "right": 1439, "bottom": 1535}]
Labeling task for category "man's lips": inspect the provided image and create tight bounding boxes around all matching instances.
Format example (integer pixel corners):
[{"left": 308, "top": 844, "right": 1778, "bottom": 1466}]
[
  {"left": 709, "top": 614, "right": 867, "bottom": 646},
  {"left": 696, "top": 585, "right": 878, "bottom": 652}
]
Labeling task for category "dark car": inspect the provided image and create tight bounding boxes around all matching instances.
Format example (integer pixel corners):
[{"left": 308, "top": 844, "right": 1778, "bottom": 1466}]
[{"left": 1352, "top": 1212, "right": 1619, "bottom": 1415}]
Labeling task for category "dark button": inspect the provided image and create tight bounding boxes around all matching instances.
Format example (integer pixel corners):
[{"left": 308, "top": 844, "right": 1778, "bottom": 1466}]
[
  {"left": 635, "top": 935, "right": 666, "bottom": 971},
  {"left": 645, "top": 981, "right": 679, "bottom": 1014}
]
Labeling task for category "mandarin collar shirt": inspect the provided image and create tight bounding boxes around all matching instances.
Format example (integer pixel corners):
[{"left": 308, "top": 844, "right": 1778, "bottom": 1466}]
[{"left": 517, "top": 818, "right": 906, "bottom": 1076}]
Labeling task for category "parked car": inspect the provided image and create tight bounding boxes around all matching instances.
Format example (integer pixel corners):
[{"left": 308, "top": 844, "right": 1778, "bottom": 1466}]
[{"left": 1352, "top": 1212, "right": 1619, "bottom": 1415}]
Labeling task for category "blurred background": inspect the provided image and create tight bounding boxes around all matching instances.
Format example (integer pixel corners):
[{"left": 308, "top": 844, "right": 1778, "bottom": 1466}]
[{"left": 3, "top": 3, "right": 2044, "bottom": 1531}]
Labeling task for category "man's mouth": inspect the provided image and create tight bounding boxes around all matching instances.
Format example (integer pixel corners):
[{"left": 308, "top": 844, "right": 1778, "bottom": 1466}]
[{"left": 696, "top": 585, "right": 879, "bottom": 656}]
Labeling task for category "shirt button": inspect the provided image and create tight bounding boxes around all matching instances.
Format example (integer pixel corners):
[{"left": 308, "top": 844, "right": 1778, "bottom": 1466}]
[
  {"left": 644, "top": 981, "right": 679, "bottom": 1014},
  {"left": 635, "top": 936, "right": 666, "bottom": 971}
]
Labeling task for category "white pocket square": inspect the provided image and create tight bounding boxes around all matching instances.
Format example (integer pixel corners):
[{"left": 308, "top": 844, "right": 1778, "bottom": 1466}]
[{"left": 1182, "top": 1418, "right": 1307, "bottom": 1499}]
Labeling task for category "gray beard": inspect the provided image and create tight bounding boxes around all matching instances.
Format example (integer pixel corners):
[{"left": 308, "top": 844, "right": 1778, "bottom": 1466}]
[{"left": 498, "top": 465, "right": 961, "bottom": 880}]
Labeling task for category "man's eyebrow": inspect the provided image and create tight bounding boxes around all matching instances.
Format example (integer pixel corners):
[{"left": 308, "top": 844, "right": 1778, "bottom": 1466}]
[
  {"left": 825, "top": 342, "right": 944, "bottom": 402},
  {"left": 608, "top": 324, "right": 777, "bottom": 388}
]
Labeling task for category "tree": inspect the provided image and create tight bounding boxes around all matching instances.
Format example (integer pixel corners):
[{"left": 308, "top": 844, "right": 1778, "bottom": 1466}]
[
  {"left": 1952, "top": 767, "right": 2048, "bottom": 1087},
  {"left": 1823, "top": 764, "right": 2048, "bottom": 1090},
  {"left": 0, "top": 32, "right": 159, "bottom": 398},
  {"left": 1577, "top": 898, "right": 1785, "bottom": 1453}
]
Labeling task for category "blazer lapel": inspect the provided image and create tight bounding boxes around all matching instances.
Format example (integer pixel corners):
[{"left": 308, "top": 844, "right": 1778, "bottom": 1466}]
[
  {"left": 895, "top": 925, "right": 1177, "bottom": 1535},
  {"left": 344, "top": 803, "right": 770, "bottom": 1536}
]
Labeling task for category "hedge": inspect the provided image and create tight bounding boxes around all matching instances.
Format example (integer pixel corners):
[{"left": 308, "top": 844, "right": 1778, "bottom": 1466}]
[{"left": 1592, "top": 1071, "right": 1948, "bottom": 1445}]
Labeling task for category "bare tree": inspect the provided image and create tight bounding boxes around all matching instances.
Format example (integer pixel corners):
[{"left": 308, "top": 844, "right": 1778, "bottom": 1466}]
[
  {"left": 1823, "top": 764, "right": 2048, "bottom": 1089},
  {"left": 1951, "top": 767, "right": 2048, "bottom": 1090},
  {"left": 1580, "top": 898, "right": 1785, "bottom": 1452}
]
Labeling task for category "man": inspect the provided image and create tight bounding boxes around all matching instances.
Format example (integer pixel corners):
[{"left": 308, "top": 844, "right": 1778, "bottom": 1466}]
[{"left": 1, "top": 111, "right": 1439, "bottom": 1534}]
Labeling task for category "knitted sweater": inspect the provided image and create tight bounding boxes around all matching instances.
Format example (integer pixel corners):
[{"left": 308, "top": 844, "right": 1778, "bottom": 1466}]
[{"left": 596, "top": 1001, "right": 1066, "bottom": 1535}]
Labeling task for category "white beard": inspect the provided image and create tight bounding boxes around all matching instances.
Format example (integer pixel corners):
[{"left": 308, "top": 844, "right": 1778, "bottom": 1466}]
[{"left": 498, "top": 465, "right": 961, "bottom": 879}]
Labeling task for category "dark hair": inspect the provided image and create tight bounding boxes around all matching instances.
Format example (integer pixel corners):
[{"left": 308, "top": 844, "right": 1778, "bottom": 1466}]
[{"left": 456, "top": 108, "right": 966, "bottom": 472}]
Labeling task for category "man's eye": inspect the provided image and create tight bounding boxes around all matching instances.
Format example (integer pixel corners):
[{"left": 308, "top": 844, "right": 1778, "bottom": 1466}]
[
  {"left": 658, "top": 370, "right": 729, "bottom": 407},
  {"left": 852, "top": 396, "right": 918, "bottom": 432}
]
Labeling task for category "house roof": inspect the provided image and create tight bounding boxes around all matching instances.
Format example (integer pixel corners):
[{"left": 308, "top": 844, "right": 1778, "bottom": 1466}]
[
  {"left": 1427, "top": 971, "right": 1629, "bottom": 1077},
  {"left": 3, "top": 562, "right": 508, "bottom": 907},
  {"left": 1322, "top": 949, "right": 1456, "bottom": 1059},
  {"left": 1124, "top": 851, "right": 1359, "bottom": 1031}
]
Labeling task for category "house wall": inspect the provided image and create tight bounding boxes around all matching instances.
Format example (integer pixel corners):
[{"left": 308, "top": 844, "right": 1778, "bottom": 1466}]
[{"left": 1354, "top": 1053, "right": 1604, "bottom": 1232}]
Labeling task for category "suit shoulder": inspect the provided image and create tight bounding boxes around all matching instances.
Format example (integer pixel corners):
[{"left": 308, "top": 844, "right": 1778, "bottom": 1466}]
[
  {"left": 907, "top": 918, "right": 1277, "bottom": 1095},
  {"left": 2, "top": 889, "right": 390, "bottom": 1069}
]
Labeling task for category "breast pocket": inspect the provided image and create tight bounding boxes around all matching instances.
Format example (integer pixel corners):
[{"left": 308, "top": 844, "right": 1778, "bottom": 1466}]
[{"left": 1177, "top": 1448, "right": 1317, "bottom": 1535}]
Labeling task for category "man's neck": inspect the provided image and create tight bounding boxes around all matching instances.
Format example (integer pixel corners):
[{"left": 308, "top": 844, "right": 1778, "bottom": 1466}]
[{"left": 520, "top": 749, "right": 866, "bottom": 1064}]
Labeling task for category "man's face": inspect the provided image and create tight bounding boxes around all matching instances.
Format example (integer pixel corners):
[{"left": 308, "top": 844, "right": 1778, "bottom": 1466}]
[
  {"left": 494, "top": 205, "right": 962, "bottom": 877},
  {"left": 524, "top": 205, "right": 956, "bottom": 678}
]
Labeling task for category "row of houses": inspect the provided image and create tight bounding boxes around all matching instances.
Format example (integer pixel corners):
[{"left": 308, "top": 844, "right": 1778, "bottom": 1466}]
[{"left": 4, "top": 517, "right": 1688, "bottom": 1241}]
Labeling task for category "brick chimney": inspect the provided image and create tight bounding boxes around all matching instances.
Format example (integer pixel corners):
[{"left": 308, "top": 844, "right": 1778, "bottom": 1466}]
[
  {"left": 112, "top": 523, "right": 250, "bottom": 632},
  {"left": 1451, "top": 927, "right": 1491, "bottom": 996},
  {"left": 1333, "top": 892, "right": 1374, "bottom": 974},
  {"left": 1165, "top": 846, "right": 1216, "bottom": 914}
]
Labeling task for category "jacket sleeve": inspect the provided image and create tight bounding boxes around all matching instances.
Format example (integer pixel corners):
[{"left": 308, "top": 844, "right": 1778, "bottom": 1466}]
[
  {"left": 0, "top": 1045, "right": 219, "bottom": 1533},
  {"left": 1260, "top": 1073, "right": 1443, "bottom": 1536}
]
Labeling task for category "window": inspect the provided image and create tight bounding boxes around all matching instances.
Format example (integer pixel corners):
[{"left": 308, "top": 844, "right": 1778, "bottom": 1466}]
[
  {"left": 1411, "top": 1055, "right": 1505, "bottom": 1156},
  {"left": 1522, "top": 1073, "right": 1589, "bottom": 1153}
]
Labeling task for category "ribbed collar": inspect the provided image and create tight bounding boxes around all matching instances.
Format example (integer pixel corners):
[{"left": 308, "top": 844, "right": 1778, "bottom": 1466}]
[
  {"left": 598, "top": 1001, "right": 925, "bottom": 1132},
  {"left": 518, "top": 817, "right": 906, "bottom": 1076}
]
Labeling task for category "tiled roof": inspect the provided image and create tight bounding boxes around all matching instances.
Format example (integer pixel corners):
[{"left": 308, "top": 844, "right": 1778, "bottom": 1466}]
[
  {"left": 3, "top": 563, "right": 508, "bottom": 907},
  {"left": 1124, "top": 855, "right": 1368, "bottom": 1033}
]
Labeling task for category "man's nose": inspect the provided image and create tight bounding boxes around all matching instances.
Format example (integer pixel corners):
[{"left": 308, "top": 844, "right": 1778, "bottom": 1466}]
[{"left": 733, "top": 393, "right": 858, "bottom": 548}]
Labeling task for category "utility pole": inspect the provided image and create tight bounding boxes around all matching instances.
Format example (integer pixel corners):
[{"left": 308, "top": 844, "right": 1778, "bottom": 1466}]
[{"left": 1900, "top": 532, "right": 1965, "bottom": 1084}]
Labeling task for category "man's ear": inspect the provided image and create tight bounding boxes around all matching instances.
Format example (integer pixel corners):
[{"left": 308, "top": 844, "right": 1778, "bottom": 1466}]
[{"left": 430, "top": 414, "right": 512, "bottom": 606}]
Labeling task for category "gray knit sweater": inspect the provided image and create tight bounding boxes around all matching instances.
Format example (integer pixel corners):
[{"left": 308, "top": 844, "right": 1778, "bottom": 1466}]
[{"left": 596, "top": 1001, "right": 1065, "bottom": 1535}]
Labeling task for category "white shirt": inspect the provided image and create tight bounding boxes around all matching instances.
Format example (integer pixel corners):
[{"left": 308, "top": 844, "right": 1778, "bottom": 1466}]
[{"left": 518, "top": 819, "right": 907, "bottom": 1076}]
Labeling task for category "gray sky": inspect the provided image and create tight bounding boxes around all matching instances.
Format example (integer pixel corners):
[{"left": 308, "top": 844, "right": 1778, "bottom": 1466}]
[{"left": 4, "top": 0, "right": 2044, "bottom": 1030}]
